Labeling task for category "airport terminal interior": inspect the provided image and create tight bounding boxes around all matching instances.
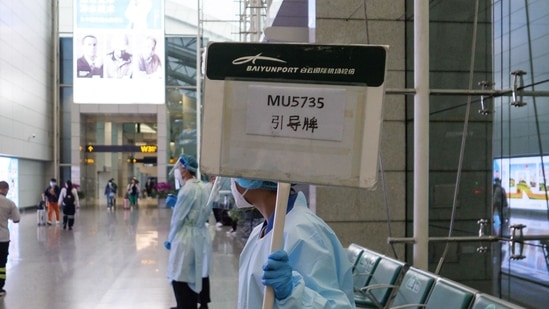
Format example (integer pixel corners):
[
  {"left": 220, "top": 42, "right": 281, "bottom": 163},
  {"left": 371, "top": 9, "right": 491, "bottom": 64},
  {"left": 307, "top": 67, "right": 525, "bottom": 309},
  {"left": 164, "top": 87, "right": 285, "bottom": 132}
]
[
  {"left": 3, "top": 201, "right": 242, "bottom": 309},
  {"left": 1, "top": 0, "right": 549, "bottom": 308}
]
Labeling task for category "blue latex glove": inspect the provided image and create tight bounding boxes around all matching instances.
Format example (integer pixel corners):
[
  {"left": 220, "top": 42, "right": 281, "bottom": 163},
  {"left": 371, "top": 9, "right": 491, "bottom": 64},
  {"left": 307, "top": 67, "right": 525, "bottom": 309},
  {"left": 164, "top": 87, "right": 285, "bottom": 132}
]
[
  {"left": 164, "top": 240, "right": 171, "bottom": 250},
  {"left": 262, "top": 249, "right": 293, "bottom": 300}
]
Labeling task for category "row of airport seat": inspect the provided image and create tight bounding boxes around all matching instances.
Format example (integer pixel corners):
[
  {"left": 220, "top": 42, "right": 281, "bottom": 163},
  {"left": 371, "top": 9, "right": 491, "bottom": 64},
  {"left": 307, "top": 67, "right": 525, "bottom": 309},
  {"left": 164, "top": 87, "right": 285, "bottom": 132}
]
[{"left": 348, "top": 243, "right": 526, "bottom": 309}]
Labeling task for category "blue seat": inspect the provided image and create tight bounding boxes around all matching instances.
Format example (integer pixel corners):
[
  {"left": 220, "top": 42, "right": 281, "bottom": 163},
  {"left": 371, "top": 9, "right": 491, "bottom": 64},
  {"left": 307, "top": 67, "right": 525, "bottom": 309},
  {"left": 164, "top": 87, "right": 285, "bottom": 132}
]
[
  {"left": 389, "top": 267, "right": 436, "bottom": 309},
  {"left": 355, "top": 255, "right": 407, "bottom": 308},
  {"left": 353, "top": 248, "right": 383, "bottom": 296},
  {"left": 348, "top": 243, "right": 365, "bottom": 271},
  {"left": 424, "top": 278, "right": 476, "bottom": 309},
  {"left": 471, "top": 293, "right": 527, "bottom": 309}
]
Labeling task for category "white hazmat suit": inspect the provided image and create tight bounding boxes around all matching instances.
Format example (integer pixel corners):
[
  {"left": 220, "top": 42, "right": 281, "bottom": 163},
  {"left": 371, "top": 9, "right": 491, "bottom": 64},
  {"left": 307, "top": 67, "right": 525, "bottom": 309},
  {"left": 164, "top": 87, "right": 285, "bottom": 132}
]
[
  {"left": 167, "top": 178, "right": 212, "bottom": 293},
  {"left": 238, "top": 191, "right": 355, "bottom": 308}
]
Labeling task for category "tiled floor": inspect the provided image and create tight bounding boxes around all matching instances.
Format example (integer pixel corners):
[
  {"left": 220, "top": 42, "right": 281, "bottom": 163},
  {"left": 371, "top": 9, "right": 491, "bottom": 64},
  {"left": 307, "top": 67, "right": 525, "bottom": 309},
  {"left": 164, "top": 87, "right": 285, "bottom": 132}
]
[
  {"left": 4, "top": 200, "right": 542, "bottom": 309},
  {"left": 1, "top": 200, "right": 243, "bottom": 309}
]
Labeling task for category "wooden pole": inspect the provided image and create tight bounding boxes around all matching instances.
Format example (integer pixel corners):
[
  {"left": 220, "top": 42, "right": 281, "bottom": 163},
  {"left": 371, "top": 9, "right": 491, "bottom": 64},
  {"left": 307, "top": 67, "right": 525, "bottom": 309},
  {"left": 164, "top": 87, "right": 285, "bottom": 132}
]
[{"left": 262, "top": 182, "right": 291, "bottom": 309}]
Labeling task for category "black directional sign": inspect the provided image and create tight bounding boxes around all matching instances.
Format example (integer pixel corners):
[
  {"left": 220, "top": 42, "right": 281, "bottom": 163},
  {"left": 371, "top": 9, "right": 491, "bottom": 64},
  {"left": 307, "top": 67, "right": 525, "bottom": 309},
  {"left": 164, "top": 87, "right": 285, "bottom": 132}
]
[
  {"left": 206, "top": 42, "right": 387, "bottom": 86},
  {"left": 127, "top": 157, "right": 158, "bottom": 164},
  {"left": 85, "top": 145, "right": 157, "bottom": 153}
]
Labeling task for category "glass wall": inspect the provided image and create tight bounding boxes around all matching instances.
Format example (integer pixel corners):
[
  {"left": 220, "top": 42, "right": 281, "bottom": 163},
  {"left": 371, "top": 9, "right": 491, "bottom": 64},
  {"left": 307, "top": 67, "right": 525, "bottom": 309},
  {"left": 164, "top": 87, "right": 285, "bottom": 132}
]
[
  {"left": 492, "top": 0, "right": 549, "bottom": 301},
  {"left": 404, "top": 0, "right": 494, "bottom": 292},
  {"left": 60, "top": 37, "right": 74, "bottom": 185},
  {"left": 165, "top": 37, "right": 200, "bottom": 162}
]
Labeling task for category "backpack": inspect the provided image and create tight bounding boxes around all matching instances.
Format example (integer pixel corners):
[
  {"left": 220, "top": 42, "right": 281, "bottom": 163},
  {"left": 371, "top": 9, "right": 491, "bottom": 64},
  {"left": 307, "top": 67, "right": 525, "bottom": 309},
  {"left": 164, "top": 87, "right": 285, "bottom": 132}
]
[{"left": 64, "top": 189, "right": 75, "bottom": 208}]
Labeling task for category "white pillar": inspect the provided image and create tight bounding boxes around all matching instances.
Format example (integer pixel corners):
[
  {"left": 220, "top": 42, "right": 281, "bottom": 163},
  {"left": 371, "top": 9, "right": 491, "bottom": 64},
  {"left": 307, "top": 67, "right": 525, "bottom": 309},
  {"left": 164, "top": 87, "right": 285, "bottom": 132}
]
[{"left": 413, "top": 0, "right": 429, "bottom": 270}]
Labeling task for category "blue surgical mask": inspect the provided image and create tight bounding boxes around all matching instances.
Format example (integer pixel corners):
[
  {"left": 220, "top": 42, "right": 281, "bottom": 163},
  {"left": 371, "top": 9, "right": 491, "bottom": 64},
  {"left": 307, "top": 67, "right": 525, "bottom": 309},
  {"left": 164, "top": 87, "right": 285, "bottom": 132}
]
[{"left": 50, "top": 182, "right": 56, "bottom": 187}]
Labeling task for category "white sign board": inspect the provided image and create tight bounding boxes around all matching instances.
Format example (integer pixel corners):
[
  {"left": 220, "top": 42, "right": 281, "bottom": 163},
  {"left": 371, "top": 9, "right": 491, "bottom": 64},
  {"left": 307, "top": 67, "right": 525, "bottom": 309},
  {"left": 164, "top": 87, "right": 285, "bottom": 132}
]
[
  {"left": 201, "top": 43, "right": 388, "bottom": 188},
  {"left": 246, "top": 85, "right": 346, "bottom": 141}
]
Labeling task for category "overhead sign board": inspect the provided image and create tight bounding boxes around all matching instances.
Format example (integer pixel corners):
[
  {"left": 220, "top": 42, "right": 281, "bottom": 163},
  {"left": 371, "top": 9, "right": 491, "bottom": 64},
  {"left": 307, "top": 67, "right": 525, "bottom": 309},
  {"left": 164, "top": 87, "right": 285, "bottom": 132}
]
[
  {"left": 201, "top": 42, "right": 388, "bottom": 188},
  {"left": 205, "top": 43, "right": 386, "bottom": 85},
  {"left": 85, "top": 145, "right": 157, "bottom": 153}
]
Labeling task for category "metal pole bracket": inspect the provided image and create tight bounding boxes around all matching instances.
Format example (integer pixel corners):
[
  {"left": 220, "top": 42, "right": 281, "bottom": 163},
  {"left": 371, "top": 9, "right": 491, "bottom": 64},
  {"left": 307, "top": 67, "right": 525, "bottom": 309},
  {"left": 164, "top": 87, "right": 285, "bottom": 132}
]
[
  {"left": 510, "top": 224, "right": 527, "bottom": 260},
  {"left": 477, "top": 81, "right": 494, "bottom": 115},
  {"left": 511, "top": 70, "right": 527, "bottom": 107}
]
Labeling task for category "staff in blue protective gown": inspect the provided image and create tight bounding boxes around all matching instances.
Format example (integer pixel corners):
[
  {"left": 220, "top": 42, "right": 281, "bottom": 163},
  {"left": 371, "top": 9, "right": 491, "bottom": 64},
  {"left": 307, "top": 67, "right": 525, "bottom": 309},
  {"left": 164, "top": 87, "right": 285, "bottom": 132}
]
[
  {"left": 231, "top": 178, "right": 355, "bottom": 309},
  {"left": 165, "top": 154, "right": 212, "bottom": 309}
]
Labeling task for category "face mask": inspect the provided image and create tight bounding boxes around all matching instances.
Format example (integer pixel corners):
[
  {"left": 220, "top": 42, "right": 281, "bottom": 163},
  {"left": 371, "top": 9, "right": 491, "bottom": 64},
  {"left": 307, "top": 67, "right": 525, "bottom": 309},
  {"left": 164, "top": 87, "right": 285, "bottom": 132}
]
[
  {"left": 174, "top": 168, "right": 184, "bottom": 190},
  {"left": 50, "top": 182, "right": 56, "bottom": 187},
  {"left": 231, "top": 178, "right": 254, "bottom": 208}
]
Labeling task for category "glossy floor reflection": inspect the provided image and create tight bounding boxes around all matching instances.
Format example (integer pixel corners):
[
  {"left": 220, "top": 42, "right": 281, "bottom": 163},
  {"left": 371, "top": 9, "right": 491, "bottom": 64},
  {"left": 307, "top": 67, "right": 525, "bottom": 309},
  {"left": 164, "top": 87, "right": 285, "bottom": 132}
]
[{"left": 1, "top": 201, "right": 243, "bottom": 309}]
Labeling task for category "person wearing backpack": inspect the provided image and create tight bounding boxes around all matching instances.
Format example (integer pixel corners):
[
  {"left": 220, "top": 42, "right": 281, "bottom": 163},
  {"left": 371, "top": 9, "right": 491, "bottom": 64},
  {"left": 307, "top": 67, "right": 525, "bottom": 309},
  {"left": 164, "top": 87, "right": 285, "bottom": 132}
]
[
  {"left": 127, "top": 177, "right": 140, "bottom": 208},
  {"left": 58, "top": 180, "right": 80, "bottom": 230},
  {"left": 104, "top": 178, "right": 118, "bottom": 210}
]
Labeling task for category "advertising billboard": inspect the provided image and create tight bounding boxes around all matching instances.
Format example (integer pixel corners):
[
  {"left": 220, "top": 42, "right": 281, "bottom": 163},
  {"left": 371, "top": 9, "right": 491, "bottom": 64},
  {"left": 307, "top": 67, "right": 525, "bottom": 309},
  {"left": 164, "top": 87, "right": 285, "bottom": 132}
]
[{"left": 73, "top": 0, "right": 165, "bottom": 104}]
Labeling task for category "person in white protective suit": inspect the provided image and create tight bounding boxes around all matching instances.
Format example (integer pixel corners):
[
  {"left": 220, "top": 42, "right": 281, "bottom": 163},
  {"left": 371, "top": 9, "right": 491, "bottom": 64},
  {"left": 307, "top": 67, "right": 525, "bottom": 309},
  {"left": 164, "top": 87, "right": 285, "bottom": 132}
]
[
  {"left": 164, "top": 154, "right": 212, "bottom": 309},
  {"left": 231, "top": 178, "right": 355, "bottom": 309}
]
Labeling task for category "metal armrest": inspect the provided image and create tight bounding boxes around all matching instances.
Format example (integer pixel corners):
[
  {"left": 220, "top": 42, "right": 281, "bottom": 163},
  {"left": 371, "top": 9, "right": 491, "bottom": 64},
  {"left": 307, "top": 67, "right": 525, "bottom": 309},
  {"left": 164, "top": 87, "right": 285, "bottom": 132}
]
[
  {"left": 359, "top": 283, "right": 398, "bottom": 294},
  {"left": 353, "top": 271, "right": 374, "bottom": 292},
  {"left": 354, "top": 271, "right": 373, "bottom": 277},
  {"left": 359, "top": 284, "right": 398, "bottom": 309},
  {"left": 390, "top": 304, "right": 427, "bottom": 309}
]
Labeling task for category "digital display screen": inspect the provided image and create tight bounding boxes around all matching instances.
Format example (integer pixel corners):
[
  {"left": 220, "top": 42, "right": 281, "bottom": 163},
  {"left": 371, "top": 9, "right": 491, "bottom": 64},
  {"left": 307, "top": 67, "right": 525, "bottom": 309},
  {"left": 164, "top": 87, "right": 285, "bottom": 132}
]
[
  {"left": 494, "top": 156, "right": 549, "bottom": 210},
  {"left": 0, "top": 157, "right": 19, "bottom": 206},
  {"left": 494, "top": 156, "right": 549, "bottom": 282}
]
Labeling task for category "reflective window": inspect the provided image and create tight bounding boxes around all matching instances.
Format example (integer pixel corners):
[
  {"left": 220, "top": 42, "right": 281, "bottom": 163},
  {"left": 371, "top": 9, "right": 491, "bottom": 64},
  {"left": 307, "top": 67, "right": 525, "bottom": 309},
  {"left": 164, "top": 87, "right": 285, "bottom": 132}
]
[
  {"left": 166, "top": 37, "right": 200, "bottom": 87},
  {"left": 493, "top": 0, "right": 549, "bottom": 297},
  {"left": 60, "top": 37, "right": 74, "bottom": 84},
  {"left": 167, "top": 88, "right": 198, "bottom": 160}
]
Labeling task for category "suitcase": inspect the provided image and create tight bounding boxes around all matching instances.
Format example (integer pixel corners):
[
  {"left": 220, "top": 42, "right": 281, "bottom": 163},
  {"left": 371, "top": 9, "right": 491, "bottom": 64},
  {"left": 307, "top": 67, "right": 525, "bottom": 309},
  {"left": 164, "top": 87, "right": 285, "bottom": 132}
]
[
  {"left": 37, "top": 201, "right": 46, "bottom": 226},
  {"left": 37, "top": 209, "right": 46, "bottom": 225},
  {"left": 123, "top": 198, "right": 130, "bottom": 209}
]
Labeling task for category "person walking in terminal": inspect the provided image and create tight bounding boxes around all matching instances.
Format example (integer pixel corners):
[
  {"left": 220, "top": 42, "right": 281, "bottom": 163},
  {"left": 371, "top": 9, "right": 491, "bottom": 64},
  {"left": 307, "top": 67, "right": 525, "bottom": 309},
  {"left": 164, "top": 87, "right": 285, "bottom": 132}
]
[
  {"left": 492, "top": 177, "right": 509, "bottom": 236},
  {"left": 43, "top": 178, "right": 61, "bottom": 225},
  {"left": 126, "top": 178, "right": 139, "bottom": 208},
  {"left": 164, "top": 154, "right": 212, "bottom": 309},
  {"left": 104, "top": 178, "right": 117, "bottom": 210},
  {"left": 0, "top": 181, "right": 20, "bottom": 297},
  {"left": 231, "top": 178, "right": 355, "bottom": 308},
  {"left": 58, "top": 180, "right": 80, "bottom": 230}
]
